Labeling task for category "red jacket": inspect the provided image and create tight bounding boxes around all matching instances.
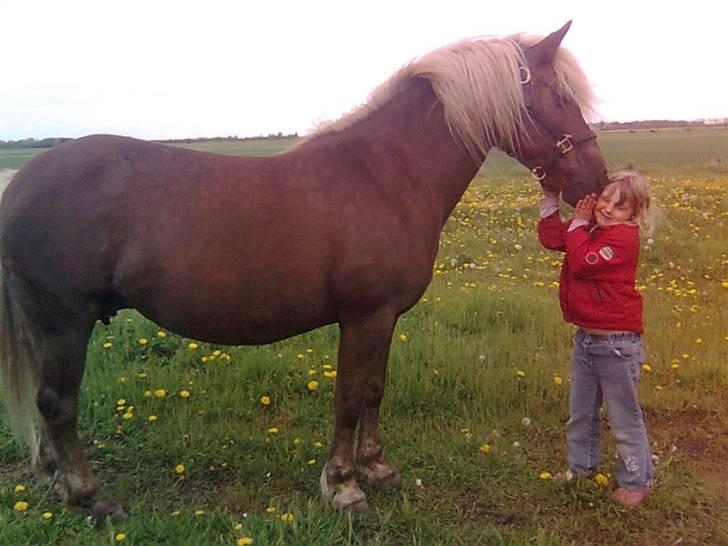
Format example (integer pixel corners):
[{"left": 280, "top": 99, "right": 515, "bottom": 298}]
[{"left": 538, "top": 213, "right": 643, "bottom": 334}]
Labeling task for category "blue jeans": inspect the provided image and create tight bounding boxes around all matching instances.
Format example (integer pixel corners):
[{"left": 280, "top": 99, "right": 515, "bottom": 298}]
[{"left": 567, "top": 329, "right": 653, "bottom": 490}]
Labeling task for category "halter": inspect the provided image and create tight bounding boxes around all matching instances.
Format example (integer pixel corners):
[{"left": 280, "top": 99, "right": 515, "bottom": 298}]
[{"left": 519, "top": 65, "right": 597, "bottom": 183}]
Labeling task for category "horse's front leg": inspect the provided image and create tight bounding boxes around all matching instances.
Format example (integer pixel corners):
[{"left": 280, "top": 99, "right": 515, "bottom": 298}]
[{"left": 321, "top": 310, "right": 397, "bottom": 511}]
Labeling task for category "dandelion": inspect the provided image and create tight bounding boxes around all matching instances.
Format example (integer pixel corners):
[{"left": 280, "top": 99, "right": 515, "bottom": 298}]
[
  {"left": 138, "top": 338, "right": 148, "bottom": 345},
  {"left": 280, "top": 513, "right": 295, "bottom": 523},
  {"left": 553, "top": 375, "right": 563, "bottom": 385},
  {"left": 157, "top": 331, "right": 167, "bottom": 337},
  {"left": 238, "top": 539, "right": 254, "bottom": 546},
  {"left": 399, "top": 334, "right": 408, "bottom": 342},
  {"left": 42, "top": 511, "right": 53, "bottom": 520},
  {"left": 515, "top": 370, "right": 526, "bottom": 378},
  {"left": 479, "top": 443, "right": 491, "bottom": 454},
  {"left": 144, "top": 390, "right": 153, "bottom": 398},
  {"left": 307, "top": 459, "right": 316, "bottom": 465},
  {"left": 171, "top": 510, "right": 181, "bottom": 517},
  {"left": 642, "top": 363, "right": 652, "bottom": 373},
  {"left": 194, "top": 510, "right": 204, "bottom": 516},
  {"left": 13, "top": 484, "right": 26, "bottom": 493},
  {"left": 179, "top": 390, "right": 191, "bottom": 399},
  {"left": 122, "top": 412, "right": 134, "bottom": 420},
  {"left": 268, "top": 427, "right": 279, "bottom": 434},
  {"left": 188, "top": 342, "right": 199, "bottom": 350},
  {"left": 594, "top": 473, "right": 610, "bottom": 487},
  {"left": 148, "top": 415, "right": 158, "bottom": 422},
  {"left": 103, "top": 342, "right": 113, "bottom": 349},
  {"left": 314, "top": 441, "right": 323, "bottom": 449},
  {"left": 521, "top": 417, "right": 531, "bottom": 427},
  {"left": 154, "top": 388, "right": 167, "bottom": 398},
  {"left": 115, "top": 534, "right": 126, "bottom": 542},
  {"left": 14, "top": 501, "right": 29, "bottom": 511},
  {"left": 265, "top": 506, "right": 276, "bottom": 513},
  {"left": 539, "top": 472, "right": 552, "bottom": 480},
  {"left": 260, "top": 395, "right": 271, "bottom": 406},
  {"left": 307, "top": 380, "right": 319, "bottom": 392},
  {"left": 175, "top": 464, "right": 185, "bottom": 475},
  {"left": 323, "top": 370, "right": 337, "bottom": 378},
  {"left": 695, "top": 338, "right": 703, "bottom": 344}
]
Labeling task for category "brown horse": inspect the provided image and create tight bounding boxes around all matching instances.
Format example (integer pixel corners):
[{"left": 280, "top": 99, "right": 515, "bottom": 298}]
[{"left": 0, "top": 22, "right": 606, "bottom": 519}]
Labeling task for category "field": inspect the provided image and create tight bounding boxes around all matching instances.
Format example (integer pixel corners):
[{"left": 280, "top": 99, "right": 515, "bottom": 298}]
[{"left": 1, "top": 128, "right": 726, "bottom": 545}]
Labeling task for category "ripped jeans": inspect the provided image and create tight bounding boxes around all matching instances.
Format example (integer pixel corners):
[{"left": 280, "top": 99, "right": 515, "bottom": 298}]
[{"left": 567, "top": 329, "right": 654, "bottom": 490}]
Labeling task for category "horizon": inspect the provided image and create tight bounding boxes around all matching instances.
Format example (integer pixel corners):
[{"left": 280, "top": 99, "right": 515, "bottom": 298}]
[{"left": 2, "top": 1, "right": 726, "bottom": 142}]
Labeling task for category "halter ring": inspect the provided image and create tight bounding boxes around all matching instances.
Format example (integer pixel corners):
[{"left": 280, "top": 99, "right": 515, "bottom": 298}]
[
  {"left": 519, "top": 66, "right": 531, "bottom": 84},
  {"left": 531, "top": 166, "right": 546, "bottom": 181}
]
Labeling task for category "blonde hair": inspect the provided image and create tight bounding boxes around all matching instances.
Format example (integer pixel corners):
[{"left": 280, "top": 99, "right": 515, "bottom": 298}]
[{"left": 602, "top": 170, "right": 654, "bottom": 234}]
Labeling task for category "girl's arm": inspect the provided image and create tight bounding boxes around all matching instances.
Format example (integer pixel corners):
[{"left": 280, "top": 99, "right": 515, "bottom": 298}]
[{"left": 537, "top": 191, "right": 568, "bottom": 251}]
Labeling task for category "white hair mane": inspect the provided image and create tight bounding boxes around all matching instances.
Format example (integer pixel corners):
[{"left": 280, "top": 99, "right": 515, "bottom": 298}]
[{"left": 296, "top": 34, "right": 597, "bottom": 160}]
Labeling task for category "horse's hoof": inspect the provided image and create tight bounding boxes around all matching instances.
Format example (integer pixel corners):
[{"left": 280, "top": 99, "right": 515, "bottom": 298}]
[
  {"left": 332, "top": 486, "right": 370, "bottom": 513},
  {"left": 92, "top": 498, "right": 127, "bottom": 523},
  {"left": 365, "top": 461, "right": 402, "bottom": 493}
]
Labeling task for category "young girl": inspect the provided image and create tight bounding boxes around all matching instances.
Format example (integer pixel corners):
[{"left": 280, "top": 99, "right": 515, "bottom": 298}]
[{"left": 538, "top": 171, "right": 653, "bottom": 507}]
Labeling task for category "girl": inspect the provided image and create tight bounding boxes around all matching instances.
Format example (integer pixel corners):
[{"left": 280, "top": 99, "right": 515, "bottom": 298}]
[{"left": 538, "top": 171, "right": 653, "bottom": 507}]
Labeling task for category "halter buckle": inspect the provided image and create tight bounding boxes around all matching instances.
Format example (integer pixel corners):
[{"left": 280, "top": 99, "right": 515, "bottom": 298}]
[
  {"left": 531, "top": 166, "right": 546, "bottom": 181},
  {"left": 556, "top": 134, "right": 574, "bottom": 154}
]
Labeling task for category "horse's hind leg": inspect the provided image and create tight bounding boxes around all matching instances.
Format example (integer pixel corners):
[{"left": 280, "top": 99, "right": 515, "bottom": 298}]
[
  {"left": 35, "top": 327, "right": 126, "bottom": 521},
  {"left": 321, "top": 310, "right": 398, "bottom": 511}
]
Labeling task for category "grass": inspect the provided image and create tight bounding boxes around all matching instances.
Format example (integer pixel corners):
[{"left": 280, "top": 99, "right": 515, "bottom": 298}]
[{"left": 1, "top": 128, "right": 727, "bottom": 545}]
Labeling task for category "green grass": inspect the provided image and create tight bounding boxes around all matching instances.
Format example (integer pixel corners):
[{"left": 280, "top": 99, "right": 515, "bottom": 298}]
[{"left": 1, "top": 129, "right": 727, "bottom": 545}]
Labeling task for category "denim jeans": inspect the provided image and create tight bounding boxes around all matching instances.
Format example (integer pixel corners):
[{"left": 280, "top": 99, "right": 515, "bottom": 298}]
[{"left": 567, "top": 329, "right": 654, "bottom": 490}]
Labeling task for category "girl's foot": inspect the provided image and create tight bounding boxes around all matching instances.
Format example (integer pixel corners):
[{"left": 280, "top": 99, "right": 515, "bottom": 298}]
[{"left": 610, "top": 487, "right": 650, "bottom": 507}]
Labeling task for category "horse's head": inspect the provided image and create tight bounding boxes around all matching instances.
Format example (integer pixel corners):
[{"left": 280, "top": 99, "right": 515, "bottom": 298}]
[{"left": 503, "top": 22, "right": 608, "bottom": 205}]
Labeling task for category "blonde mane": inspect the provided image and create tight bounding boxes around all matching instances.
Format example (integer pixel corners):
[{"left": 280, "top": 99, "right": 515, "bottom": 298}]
[{"left": 295, "top": 34, "right": 597, "bottom": 160}]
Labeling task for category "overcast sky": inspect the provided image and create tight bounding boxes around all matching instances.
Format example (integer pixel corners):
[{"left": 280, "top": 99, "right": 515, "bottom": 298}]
[{"left": 1, "top": 0, "right": 726, "bottom": 141}]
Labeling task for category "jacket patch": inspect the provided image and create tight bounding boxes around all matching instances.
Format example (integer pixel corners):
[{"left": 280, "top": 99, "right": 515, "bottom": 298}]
[
  {"left": 585, "top": 252, "right": 599, "bottom": 265},
  {"left": 599, "top": 246, "right": 615, "bottom": 261}
]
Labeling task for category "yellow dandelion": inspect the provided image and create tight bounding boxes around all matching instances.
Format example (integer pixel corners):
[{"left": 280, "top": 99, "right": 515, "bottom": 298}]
[
  {"left": 307, "top": 380, "right": 319, "bottom": 392},
  {"left": 148, "top": 415, "right": 158, "bottom": 422},
  {"left": 179, "top": 390, "right": 191, "bottom": 398},
  {"left": 194, "top": 510, "right": 204, "bottom": 516},
  {"left": 314, "top": 441, "right": 323, "bottom": 449},
  {"left": 695, "top": 338, "right": 703, "bottom": 344},
  {"left": 323, "top": 370, "right": 337, "bottom": 378},
  {"left": 171, "top": 510, "right": 181, "bottom": 517},
  {"left": 268, "top": 427, "right": 279, "bottom": 434},
  {"left": 122, "top": 412, "right": 133, "bottom": 420},
  {"left": 138, "top": 338, "right": 148, "bottom": 345},
  {"left": 516, "top": 370, "right": 526, "bottom": 378},
  {"left": 399, "top": 334, "right": 408, "bottom": 342},
  {"left": 175, "top": 464, "right": 185, "bottom": 475},
  {"left": 722, "top": 280, "right": 728, "bottom": 289},
  {"left": 14, "top": 501, "right": 29, "bottom": 511},
  {"left": 237, "top": 539, "right": 254, "bottom": 546},
  {"left": 479, "top": 443, "right": 491, "bottom": 454},
  {"left": 157, "top": 331, "right": 167, "bottom": 337},
  {"left": 115, "top": 533, "right": 126, "bottom": 542},
  {"left": 307, "top": 368, "right": 317, "bottom": 376},
  {"left": 553, "top": 375, "right": 563, "bottom": 385},
  {"left": 144, "top": 390, "right": 153, "bottom": 398},
  {"left": 265, "top": 506, "right": 276, "bottom": 513},
  {"left": 280, "top": 513, "right": 294, "bottom": 523},
  {"left": 13, "top": 484, "right": 26, "bottom": 493},
  {"left": 154, "top": 388, "right": 167, "bottom": 398},
  {"left": 103, "top": 342, "right": 113, "bottom": 349},
  {"left": 188, "top": 342, "right": 199, "bottom": 350},
  {"left": 642, "top": 364, "right": 652, "bottom": 373},
  {"left": 594, "top": 473, "right": 609, "bottom": 487},
  {"left": 260, "top": 395, "right": 271, "bottom": 406},
  {"left": 42, "top": 511, "right": 53, "bottom": 520},
  {"left": 539, "top": 472, "right": 552, "bottom": 480},
  {"left": 307, "top": 458, "right": 316, "bottom": 465}
]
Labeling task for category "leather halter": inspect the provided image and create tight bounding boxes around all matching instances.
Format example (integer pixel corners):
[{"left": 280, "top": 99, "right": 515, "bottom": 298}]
[{"left": 519, "top": 65, "right": 597, "bottom": 183}]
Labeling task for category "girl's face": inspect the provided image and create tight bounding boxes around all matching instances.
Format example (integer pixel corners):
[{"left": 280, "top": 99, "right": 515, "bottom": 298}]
[{"left": 594, "top": 186, "right": 635, "bottom": 227}]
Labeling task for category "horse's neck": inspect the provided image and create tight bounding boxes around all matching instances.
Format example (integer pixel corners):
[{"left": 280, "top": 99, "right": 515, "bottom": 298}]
[{"left": 310, "top": 79, "right": 485, "bottom": 227}]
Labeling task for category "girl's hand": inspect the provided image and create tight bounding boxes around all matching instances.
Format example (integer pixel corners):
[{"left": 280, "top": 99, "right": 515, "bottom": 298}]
[{"left": 573, "top": 194, "right": 596, "bottom": 221}]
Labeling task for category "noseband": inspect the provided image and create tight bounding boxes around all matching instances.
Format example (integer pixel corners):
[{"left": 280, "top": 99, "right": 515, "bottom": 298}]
[{"left": 519, "top": 65, "right": 597, "bottom": 183}]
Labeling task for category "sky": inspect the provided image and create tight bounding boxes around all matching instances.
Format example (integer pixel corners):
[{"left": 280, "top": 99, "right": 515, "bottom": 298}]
[{"left": 1, "top": 0, "right": 726, "bottom": 141}]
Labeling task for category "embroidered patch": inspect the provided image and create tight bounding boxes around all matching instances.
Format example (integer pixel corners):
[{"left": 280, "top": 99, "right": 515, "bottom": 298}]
[
  {"left": 599, "top": 246, "right": 615, "bottom": 261},
  {"left": 585, "top": 252, "right": 599, "bottom": 265}
]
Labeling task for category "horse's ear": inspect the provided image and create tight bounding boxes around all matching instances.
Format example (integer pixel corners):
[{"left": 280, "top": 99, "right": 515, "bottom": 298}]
[{"left": 530, "top": 20, "right": 572, "bottom": 63}]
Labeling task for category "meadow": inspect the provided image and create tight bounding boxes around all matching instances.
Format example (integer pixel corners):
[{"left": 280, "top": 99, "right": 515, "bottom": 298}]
[{"left": 0, "top": 128, "right": 726, "bottom": 545}]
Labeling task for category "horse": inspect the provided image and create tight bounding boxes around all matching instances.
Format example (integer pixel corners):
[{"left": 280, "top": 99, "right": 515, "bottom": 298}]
[{"left": 0, "top": 21, "right": 607, "bottom": 520}]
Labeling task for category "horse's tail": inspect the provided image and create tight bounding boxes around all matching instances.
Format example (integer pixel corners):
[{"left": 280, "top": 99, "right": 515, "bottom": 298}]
[{"left": 0, "top": 171, "right": 41, "bottom": 464}]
